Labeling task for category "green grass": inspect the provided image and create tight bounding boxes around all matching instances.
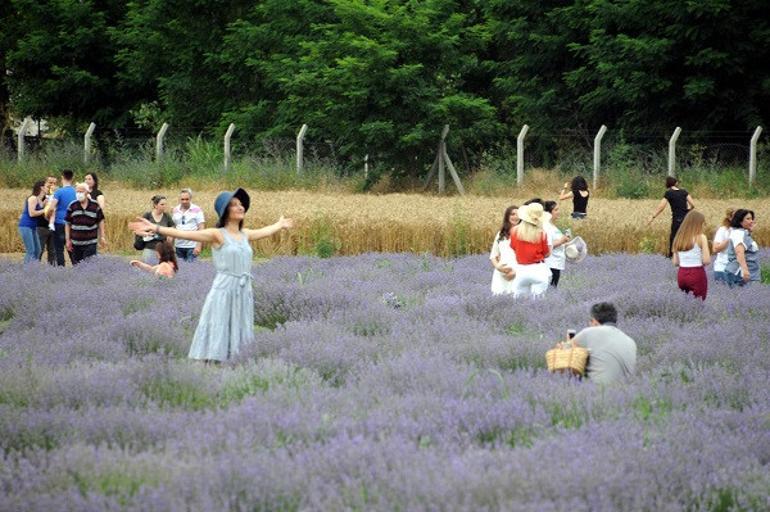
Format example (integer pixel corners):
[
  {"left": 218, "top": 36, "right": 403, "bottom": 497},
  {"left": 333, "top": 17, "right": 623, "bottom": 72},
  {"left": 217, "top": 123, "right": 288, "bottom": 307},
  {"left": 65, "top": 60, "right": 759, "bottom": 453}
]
[{"left": 3, "top": 136, "right": 769, "bottom": 197}]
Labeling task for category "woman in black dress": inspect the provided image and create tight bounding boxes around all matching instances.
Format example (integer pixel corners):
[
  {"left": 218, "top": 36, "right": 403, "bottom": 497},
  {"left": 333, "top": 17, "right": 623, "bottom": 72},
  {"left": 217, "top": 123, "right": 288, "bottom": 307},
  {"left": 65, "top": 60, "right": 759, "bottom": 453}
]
[
  {"left": 559, "top": 175, "right": 590, "bottom": 219},
  {"left": 647, "top": 177, "right": 695, "bottom": 257}
]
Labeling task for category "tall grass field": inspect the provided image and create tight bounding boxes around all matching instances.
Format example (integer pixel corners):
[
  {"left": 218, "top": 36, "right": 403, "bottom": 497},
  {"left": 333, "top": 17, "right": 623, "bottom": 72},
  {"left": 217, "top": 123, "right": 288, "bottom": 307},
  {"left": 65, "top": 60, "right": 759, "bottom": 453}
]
[{"left": 1, "top": 189, "right": 768, "bottom": 257}]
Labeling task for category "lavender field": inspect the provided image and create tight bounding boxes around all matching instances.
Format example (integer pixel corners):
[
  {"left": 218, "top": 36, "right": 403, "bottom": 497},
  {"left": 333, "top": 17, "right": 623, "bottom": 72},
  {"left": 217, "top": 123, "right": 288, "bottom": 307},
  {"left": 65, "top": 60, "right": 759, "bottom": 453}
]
[{"left": 1, "top": 252, "right": 769, "bottom": 511}]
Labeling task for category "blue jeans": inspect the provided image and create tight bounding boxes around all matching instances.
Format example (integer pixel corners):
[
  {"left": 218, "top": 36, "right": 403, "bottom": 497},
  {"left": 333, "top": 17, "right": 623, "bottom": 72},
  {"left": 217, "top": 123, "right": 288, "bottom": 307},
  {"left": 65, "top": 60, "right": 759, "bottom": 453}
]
[
  {"left": 18, "top": 226, "right": 41, "bottom": 263},
  {"left": 713, "top": 271, "right": 729, "bottom": 284},
  {"left": 726, "top": 271, "right": 748, "bottom": 288},
  {"left": 53, "top": 223, "right": 70, "bottom": 266},
  {"left": 175, "top": 247, "right": 198, "bottom": 262}
]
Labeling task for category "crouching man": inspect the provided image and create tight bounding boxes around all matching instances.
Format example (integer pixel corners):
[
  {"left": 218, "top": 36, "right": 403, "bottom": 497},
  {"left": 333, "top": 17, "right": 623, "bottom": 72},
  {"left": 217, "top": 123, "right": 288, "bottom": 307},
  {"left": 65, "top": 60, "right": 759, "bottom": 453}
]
[{"left": 572, "top": 302, "right": 637, "bottom": 384}]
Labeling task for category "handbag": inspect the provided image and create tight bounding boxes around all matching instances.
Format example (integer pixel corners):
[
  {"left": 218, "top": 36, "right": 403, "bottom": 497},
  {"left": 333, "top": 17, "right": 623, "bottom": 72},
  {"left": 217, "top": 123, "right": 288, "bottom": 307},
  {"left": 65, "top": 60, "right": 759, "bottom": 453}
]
[{"left": 545, "top": 341, "right": 589, "bottom": 376}]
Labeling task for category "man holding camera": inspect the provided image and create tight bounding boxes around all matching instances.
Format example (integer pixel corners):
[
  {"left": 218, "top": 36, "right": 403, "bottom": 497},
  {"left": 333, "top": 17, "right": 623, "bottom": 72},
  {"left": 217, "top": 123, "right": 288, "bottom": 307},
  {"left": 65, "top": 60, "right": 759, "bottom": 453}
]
[{"left": 570, "top": 302, "right": 637, "bottom": 385}]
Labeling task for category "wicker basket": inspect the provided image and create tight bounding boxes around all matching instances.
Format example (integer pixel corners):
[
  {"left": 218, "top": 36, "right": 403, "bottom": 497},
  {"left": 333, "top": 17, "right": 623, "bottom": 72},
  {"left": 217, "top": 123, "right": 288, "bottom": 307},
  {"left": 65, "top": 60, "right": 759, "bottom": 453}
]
[{"left": 545, "top": 343, "right": 589, "bottom": 376}]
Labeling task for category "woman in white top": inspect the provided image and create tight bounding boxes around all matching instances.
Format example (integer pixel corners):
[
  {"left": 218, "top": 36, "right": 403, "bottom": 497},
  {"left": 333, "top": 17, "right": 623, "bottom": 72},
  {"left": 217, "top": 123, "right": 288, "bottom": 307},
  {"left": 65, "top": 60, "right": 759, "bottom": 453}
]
[
  {"left": 672, "top": 210, "right": 711, "bottom": 300},
  {"left": 711, "top": 208, "right": 734, "bottom": 283},
  {"left": 489, "top": 205, "right": 518, "bottom": 295},
  {"left": 543, "top": 201, "right": 571, "bottom": 287}
]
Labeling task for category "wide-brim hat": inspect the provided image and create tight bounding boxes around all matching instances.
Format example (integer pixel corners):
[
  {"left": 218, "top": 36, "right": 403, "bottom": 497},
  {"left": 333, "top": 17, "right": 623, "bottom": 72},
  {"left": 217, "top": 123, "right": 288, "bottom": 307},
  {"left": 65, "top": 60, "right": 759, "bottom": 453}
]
[
  {"left": 564, "top": 236, "right": 588, "bottom": 263},
  {"left": 214, "top": 188, "right": 250, "bottom": 220},
  {"left": 517, "top": 202, "right": 546, "bottom": 227}
]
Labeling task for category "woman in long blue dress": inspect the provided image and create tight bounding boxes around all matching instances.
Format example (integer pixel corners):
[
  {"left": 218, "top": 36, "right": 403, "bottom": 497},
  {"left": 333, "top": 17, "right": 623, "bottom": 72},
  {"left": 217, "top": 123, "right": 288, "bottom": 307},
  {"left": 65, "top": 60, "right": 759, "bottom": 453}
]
[{"left": 130, "top": 188, "right": 293, "bottom": 362}]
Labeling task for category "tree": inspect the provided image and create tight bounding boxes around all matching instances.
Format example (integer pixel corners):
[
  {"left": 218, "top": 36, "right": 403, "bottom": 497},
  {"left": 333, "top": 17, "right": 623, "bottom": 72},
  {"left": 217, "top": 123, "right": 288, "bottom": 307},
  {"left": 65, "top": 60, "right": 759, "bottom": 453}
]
[
  {"left": 112, "top": 0, "right": 253, "bottom": 131},
  {"left": 5, "top": 0, "right": 129, "bottom": 131}
]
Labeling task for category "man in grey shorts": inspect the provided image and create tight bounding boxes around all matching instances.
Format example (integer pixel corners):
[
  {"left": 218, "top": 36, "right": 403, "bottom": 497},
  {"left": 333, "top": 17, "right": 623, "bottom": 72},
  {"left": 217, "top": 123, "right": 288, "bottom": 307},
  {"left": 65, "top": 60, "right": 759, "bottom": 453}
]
[{"left": 572, "top": 302, "right": 637, "bottom": 384}]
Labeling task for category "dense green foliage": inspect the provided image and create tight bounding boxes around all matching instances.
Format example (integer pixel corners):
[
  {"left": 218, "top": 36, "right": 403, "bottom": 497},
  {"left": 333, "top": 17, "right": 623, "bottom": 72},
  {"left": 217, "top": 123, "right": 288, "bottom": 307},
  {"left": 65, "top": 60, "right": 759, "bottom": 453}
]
[{"left": 2, "top": 0, "right": 769, "bottom": 176}]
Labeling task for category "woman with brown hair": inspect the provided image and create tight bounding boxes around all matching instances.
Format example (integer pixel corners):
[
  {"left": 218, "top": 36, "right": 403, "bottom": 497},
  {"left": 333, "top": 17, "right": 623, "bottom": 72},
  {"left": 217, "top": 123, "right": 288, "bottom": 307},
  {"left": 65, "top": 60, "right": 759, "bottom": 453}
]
[
  {"left": 489, "top": 205, "right": 518, "bottom": 294},
  {"left": 18, "top": 179, "right": 47, "bottom": 263},
  {"left": 672, "top": 210, "right": 711, "bottom": 300},
  {"left": 130, "top": 240, "right": 178, "bottom": 279},
  {"left": 138, "top": 195, "right": 175, "bottom": 263}
]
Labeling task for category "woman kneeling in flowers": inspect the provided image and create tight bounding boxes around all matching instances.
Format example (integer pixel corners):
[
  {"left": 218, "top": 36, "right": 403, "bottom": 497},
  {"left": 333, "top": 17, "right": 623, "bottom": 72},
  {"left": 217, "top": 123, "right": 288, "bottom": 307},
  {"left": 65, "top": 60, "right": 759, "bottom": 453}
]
[
  {"left": 130, "top": 188, "right": 293, "bottom": 362},
  {"left": 130, "top": 240, "right": 178, "bottom": 279}
]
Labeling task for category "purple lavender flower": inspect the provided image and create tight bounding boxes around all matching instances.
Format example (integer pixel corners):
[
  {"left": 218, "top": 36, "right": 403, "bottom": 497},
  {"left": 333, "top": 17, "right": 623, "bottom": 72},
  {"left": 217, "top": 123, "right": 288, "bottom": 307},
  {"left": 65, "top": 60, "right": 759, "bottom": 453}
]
[{"left": 1, "top": 251, "right": 769, "bottom": 510}]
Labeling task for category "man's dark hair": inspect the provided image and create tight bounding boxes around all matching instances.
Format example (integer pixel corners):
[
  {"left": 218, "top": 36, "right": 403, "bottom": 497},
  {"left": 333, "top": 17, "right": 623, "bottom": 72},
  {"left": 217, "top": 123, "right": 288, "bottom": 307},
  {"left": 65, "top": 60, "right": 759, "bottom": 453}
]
[
  {"left": 665, "top": 176, "right": 678, "bottom": 188},
  {"left": 590, "top": 302, "right": 617, "bottom": 324},
  {"left": 523, "top": 198, "right": 543, "bottom": 206},
  {"left": 61, "top": 169, "right": 74, "bottom": 181}
]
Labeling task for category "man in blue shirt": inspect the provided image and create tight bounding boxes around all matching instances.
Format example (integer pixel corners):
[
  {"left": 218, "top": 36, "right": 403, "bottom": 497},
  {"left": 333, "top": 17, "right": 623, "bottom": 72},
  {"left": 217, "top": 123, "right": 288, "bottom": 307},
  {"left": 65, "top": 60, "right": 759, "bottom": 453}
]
[{"left": 46, "top": 169, "right": 77, "bottom": 266}]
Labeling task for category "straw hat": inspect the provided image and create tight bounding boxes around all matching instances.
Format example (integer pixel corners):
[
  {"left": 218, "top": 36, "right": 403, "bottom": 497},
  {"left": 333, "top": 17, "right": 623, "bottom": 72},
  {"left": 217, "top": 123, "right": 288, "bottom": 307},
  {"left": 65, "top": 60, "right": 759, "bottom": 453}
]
[
  {"left": 564, "top": 236, "right": 588, "bottom": 263},
  {"left": 518, "top": 203, "right": 546, "bottom": 227},
  {"left": 214, "top": 188, "right": 250, "bottom": 221}
]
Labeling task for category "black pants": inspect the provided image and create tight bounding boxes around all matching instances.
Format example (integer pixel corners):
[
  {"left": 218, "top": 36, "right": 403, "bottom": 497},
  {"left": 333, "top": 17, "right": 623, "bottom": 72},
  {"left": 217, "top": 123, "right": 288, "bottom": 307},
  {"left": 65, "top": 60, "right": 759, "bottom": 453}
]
[
  {"left": 52, "top": 224, "right": 72, "bottom": 266},
  {"left": 37, "top": 226, "right": 55, "bottom": 265},
  {"left": 71, "top": 243, "right": 97, "bottom": 265},
  {"left": 668, "top": 218, "right": 684, "bottom": 258},
  {"left": 550, "top": 268, "right": 561, "bottom": 287}
]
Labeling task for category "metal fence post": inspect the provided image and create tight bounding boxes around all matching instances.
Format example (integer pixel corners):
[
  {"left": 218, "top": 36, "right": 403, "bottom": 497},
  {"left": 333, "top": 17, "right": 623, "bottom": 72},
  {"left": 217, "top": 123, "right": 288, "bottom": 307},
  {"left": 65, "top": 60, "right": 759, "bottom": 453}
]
[
  {"left": 516, "top": 125, "right": 529, "bottom": 185},
  {"left": 593, "top": 125, "right": 608, "bottom": 189},
  {"left": 749, "top": 126, "right": 763, "bottom": 186},
  {"left": 296, "top": 124, "right": 308, "bottom": 175},
  {"left": 364, "top": 154, "right": 369, "bottom": 180},
  {"left": 84, "top": 122, "right": 96, "bottom": 164},
  {"left": 17, "top": 117, "right": 33, "bottom": 162},
  {"left": 223, "top": 123, "right": 236, "bottom": 172},
  {"left": 668, "top": 127, "right": 682, "bottom": 177},
  {"left": 156, "top": 123, "right": 169, "bottom": 161}
]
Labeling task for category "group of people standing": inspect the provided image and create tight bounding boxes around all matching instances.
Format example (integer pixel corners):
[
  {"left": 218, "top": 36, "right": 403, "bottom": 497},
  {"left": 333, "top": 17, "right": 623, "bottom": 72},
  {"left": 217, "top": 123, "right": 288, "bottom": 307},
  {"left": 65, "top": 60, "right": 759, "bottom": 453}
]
[
  {"left": 128, "top": 188, "right": 207, "bottom": 278},
  {"left": 489, "top": 176, "right": 590, "bottom": 298},
  {"left": 17, "top": 169, "right": 106, "bottom": 266},
  {"left": 647, "top": 177, "right": 760, "bottom": 300},
  {"left": 489, "top": 175, "right": 761, "bottom": 302}
]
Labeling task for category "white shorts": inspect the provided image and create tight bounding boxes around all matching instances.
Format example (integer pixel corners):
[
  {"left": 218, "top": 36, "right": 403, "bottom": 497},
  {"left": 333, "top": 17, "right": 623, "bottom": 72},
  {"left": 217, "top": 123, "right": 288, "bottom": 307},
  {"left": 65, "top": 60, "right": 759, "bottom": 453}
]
[{"left": 512, "top": 262, "right": 550, "bottom": 299}]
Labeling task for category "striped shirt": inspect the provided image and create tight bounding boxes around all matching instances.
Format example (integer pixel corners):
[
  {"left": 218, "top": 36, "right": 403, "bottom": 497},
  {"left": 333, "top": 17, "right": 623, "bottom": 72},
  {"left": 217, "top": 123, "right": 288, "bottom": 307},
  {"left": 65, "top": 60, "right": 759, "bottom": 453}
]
[{"left": 65, "top": 199, "right": 105, "bottom": 246}]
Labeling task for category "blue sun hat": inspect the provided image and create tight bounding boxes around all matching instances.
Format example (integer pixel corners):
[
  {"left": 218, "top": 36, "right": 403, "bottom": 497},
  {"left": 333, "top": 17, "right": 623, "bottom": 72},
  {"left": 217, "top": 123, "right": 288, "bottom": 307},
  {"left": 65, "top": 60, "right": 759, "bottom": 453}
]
[{"left": 214, "top": 188, "right": 250, "bottom": 221}]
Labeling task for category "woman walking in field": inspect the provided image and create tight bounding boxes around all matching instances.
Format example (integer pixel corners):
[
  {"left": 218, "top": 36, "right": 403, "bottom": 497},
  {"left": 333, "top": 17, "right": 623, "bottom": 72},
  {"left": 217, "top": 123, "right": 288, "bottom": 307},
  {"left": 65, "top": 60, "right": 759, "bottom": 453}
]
[
  {"left": 672, "top": 210, "right": 711, "bottom": 300},
  {"left": 509, "top": 202, "right": 551, "bottom": 299},
  {"left": 711, "top": 208, "right": 734, "bottom": 283},
  {"left": 130, "top": 188, "right": 293, "bottom": 362},
  {"left": 647, "top": 177, "right": 695, "bottom": 257},
  {"left": 489, "top": 205, "right": 518, "bottom": 295},
  {"left": 559, "top": 175, "right": 590, "bottom": 219}
]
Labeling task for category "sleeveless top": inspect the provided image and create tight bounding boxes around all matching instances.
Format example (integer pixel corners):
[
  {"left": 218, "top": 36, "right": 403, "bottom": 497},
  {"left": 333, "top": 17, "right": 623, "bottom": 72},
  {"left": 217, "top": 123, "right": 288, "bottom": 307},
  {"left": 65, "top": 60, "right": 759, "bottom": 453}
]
[
  {"left": 18, "top": 197, "right": 40, "bottom": 228},
  {"left": 677, "top": 240, "right": 703, "bottom": 268},
  {"left": 572, "top": 190, "right": 589, "bottom": 214},
  {"left": 664, "top": 188, "right": 689, "bottom": 221}
]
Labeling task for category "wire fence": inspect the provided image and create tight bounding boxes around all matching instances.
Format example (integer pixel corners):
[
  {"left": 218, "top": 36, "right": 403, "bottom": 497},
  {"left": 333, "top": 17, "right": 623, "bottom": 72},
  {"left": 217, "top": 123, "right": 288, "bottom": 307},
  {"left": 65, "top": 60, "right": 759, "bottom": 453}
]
[{"left": 3, "top": 125, "right": 767, "bottom": 182}]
